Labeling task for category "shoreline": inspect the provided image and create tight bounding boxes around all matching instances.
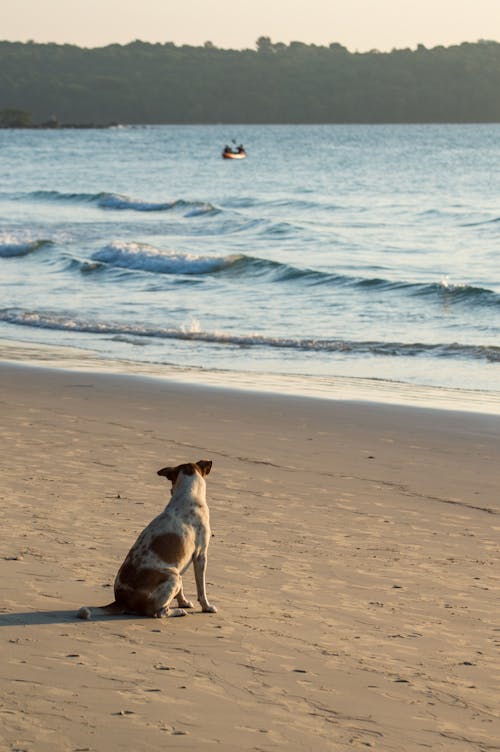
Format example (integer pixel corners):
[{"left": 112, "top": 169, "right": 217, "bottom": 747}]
[
  {"left": 2, "top": 359, "right": 500, "bottom": 447},
  {"left": 1, "top": 337, "right": 500, "bottom": 416},
  {"left": 0, "top": 360, "right": 499, "bottom": 750}
]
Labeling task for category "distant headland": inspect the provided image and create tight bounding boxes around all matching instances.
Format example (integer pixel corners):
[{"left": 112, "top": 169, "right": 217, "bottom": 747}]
[
  {"left": 1, "top": 38, "right": 499, "bottom": 124},
  {"left": 0, "top": 110, "right": 118, "bottom": 129}
]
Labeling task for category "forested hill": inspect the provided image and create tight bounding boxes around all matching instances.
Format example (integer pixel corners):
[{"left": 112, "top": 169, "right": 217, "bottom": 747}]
[{"left": 1, "top": 38, "right": 500, "bottom": 125}]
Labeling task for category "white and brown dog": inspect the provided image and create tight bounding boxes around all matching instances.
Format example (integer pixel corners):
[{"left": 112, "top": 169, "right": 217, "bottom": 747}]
[{"left": 77, "top": 460, "right": 216, "bottom": 619}]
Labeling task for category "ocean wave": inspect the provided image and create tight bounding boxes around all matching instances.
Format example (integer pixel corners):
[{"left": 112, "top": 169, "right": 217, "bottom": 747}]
[
  {"left": 0, "top": 235, "right": 52, "bottom": 258},
  {"left": 84, "top": 242, "right": 330, "bottom": 280},
  {"left": 96, "top": 194, "right": 218, "bottom": 215},
  {"left": 79, "top": 243, "right": 500, "bottom": 306},
  {"left": 1, "top": 308, "right": 499, "bottom": 363},
  {"left": 268, "top": 197, "right": 342, "bottom": 212},
  {"left": 259, "top": 220, "right": 296, "bottom": 236},
  {"left": 461, "top": 216, "right": 500, "bottom": 227},
  {"left": 224, "top": 196, "right": 341, "bottom": 212},
  {"left": 354, "top": 276, "right": 499, "bottom": 302},
  {"left": 97, "top": 193, "right": 176, "bottom": 211},
  {"left": 418, "top": 278, "right": 500, "bottom": 305},
  {"left": 90, "top": 242, "right": 241, "bottom": 275},
  {"left": 3, "top": 223, "right": 497, "bottom": 308},
  {"left": 11, "top": 190, "right": 219, "bottom": 215},
  {"left": 283, "top": 269, "right": 500, "bottom": 306}
]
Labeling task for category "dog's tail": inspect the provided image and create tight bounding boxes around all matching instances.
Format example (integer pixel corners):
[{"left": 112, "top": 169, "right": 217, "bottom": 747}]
[{"left": 76, "top": 601, "right": 125, "bottom": 620}]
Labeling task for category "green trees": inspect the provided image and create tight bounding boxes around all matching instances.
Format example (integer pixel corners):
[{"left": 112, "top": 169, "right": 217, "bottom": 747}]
[{"left": 0, "top": 39, "right": 499, "bottom": 124}]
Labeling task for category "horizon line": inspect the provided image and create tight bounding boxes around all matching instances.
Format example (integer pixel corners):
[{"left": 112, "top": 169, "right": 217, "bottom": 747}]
[{"left": 1, "top": 36, "right": 500, "bottom": 54}]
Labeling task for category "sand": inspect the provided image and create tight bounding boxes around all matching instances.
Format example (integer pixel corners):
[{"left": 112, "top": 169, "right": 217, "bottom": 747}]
[{"left": 0, "top": 362, "right": 499, "bottom": 752}]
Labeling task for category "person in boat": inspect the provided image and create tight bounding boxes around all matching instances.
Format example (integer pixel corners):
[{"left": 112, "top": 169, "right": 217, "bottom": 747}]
[
  {"left": 236, "top": 144, "right": 245, "bottom": 153},
  {"left": 223, "top": 145, "right": 232, "bottom": 154}
]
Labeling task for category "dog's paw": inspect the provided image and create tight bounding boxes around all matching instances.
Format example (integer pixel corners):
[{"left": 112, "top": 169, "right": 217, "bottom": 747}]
[
  {"left": 202, "top": 604, "right": 217, "bottom": 614},
  {"left": 155, "top": 607, "right": 187, "bottom": 618},
  {"left": 169, "top": 608, "right": 188, "bottom": 618}
]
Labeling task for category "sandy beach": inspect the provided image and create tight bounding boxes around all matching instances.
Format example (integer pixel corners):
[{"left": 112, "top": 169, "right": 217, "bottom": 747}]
[{"left": 0, "top": 361, "right": 499, "bottom": 751}]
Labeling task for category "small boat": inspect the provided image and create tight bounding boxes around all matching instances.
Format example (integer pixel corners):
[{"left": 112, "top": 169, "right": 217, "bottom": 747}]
[{"left": 222, "top": 145, "right": 246, "bottom": 159}]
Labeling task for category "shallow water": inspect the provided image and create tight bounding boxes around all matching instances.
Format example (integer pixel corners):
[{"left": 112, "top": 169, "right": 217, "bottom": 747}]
[{"left": 1, "top": 124, "right": 499, "bottom": 407}]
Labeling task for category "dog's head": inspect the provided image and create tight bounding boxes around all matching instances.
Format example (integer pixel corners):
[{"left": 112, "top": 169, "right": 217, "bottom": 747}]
[{"left": 157, "top": 459, "right": 212, "bottom": 487}]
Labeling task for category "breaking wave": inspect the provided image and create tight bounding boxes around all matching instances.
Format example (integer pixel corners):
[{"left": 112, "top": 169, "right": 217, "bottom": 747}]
[
  {"left": 90, "top": 242, "right": 240, "bottom": 275},
  {"left": 0, "top": 234, "right": 52, "bottom": 257},
  {"left": 1, "top": 307, "right": 499, "bottom": 363}
]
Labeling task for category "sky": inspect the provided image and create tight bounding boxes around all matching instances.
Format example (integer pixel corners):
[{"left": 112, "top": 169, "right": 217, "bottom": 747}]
[{"left": 2, "top": 0, "right": 500, "bottom": 51}]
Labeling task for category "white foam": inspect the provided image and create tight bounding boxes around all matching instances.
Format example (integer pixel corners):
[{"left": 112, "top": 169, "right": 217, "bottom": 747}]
[
  {"left": 439, "top": 276, "right": 467, "bottom": 291},
  {"left": 181, "top": 318, "right": 201, "bottom": 334}
]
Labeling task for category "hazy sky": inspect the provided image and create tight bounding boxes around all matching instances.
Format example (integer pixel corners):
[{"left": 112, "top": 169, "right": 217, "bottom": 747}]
[{"left": 2, "top": 0, "right": 500, "bottom": 51}]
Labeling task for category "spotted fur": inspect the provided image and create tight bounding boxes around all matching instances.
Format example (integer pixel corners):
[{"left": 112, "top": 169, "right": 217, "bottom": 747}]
[{"left": 77, "top": 459, "right": 216, "bottom": 620}]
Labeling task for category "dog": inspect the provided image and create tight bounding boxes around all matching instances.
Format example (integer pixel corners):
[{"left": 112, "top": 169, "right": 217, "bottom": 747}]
[{"left": 77, "top": 459, "right": 216, "bottom": 619}]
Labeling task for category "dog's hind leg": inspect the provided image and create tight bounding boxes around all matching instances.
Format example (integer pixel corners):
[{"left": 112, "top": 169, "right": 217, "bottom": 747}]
[{"left": 153, "top": 570, "right": 188, "bottom": 618}]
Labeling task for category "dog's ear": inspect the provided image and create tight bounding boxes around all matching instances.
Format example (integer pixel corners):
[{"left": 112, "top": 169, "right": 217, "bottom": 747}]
[
  {"left": 157, "top": 466, "right": 180, "bottom": 483},
  {"left": 196, "top": 459, "right": 212, "bottom": 476}
]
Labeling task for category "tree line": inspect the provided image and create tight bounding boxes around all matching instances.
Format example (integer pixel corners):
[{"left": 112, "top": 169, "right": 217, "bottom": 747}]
[{"left": 1, "top": 38, "right": 499, "bottom": 125}]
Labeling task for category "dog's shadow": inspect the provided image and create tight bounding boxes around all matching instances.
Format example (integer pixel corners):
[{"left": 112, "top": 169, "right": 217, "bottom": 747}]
[{"left": 0, "top": 610, "right": 137, "bottom": 627}]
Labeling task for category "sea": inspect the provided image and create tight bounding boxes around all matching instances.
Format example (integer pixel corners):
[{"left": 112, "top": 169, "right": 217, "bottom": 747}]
[{"left": 1, "top": 124, "right": 499, "bottom": 412}]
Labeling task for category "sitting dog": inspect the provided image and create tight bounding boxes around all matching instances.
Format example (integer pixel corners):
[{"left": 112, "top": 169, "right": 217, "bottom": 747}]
[{"left": 77, "top": 460, "right": 216, "bottom": 619}]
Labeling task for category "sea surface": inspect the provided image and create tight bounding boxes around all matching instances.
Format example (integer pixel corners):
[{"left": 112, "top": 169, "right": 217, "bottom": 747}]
[{"left": 1, "top": 124, "right": 499, "bottom": 410}]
